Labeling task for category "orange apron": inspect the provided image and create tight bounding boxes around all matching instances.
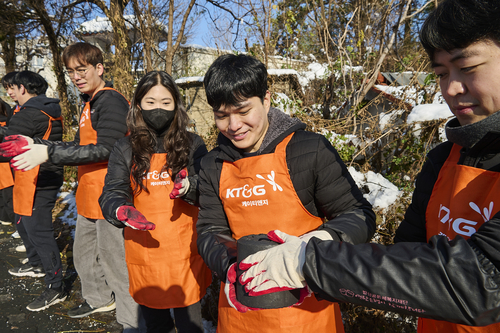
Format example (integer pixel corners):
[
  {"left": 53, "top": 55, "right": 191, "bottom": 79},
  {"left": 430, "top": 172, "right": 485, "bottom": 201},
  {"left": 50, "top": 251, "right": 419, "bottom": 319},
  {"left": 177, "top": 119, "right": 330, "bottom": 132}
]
[
  {"left": 75, "top": 87, "right": 126, "bottom": 219},
  {"left": 422, "top": 144, "right": 500, "bottom": 333},
  {"left": 217, "top": 133, "right": 344, "bottom": 333},
  {"left": 0, "top": 125, "right": 13, "bottom": 190},
  {"left": 13, "top": 110, "right": 63, "bottom": 216},
  {"left": 0, "top": 163, "right": 13, "bottom": 190},
  {"left": 125, "top": 153, "right": 211, "bottom": 308},
  {"left": 0, "top": 105, "right": 19, "bottom": 190}
]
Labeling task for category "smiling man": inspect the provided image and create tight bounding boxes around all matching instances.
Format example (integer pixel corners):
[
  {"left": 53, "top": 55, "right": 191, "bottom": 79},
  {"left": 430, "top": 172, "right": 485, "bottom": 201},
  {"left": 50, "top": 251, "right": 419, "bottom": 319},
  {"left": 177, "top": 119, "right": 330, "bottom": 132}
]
[
  {"left": 197, "top": 54, "right": 376, "bottom": 333},
  {"left": 0, "top": 43, "right": 144, "bottom": 332},
  {"left": 238, "top": 0, "right": 500, "bottom": 330}
]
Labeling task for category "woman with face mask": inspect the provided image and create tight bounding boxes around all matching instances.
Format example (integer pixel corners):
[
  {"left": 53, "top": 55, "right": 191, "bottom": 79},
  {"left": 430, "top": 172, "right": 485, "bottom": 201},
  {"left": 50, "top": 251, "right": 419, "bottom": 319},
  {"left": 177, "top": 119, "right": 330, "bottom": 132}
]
[{"left": 99, "top": 71, "right": 212, "bottom": 333}]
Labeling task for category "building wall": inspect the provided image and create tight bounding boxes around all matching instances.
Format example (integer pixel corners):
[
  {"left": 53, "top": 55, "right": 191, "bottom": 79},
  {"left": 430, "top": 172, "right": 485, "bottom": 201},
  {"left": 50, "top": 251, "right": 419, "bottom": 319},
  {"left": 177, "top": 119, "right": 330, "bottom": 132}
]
[
  {"left": 182, "top": 84, "right": 214, "bottom": 136},
  {"left": 172, "top": 45, "right": 308, "bottom": 79}
]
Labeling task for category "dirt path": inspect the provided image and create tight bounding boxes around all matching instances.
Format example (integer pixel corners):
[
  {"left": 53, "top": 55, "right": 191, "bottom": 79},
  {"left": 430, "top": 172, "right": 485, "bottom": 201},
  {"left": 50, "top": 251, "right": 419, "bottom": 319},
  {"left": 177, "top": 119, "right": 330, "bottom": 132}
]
[{"left": 0, "top": 222, "right": 122, "bottom": 333}]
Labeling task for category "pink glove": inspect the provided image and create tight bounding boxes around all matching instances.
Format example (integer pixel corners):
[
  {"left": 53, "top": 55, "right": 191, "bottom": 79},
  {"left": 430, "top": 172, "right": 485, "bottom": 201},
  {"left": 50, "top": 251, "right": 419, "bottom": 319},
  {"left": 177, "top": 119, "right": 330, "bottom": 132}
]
[
  {"left": 169, "top": 169, "right": 189, "bottom": 199},
  {"left": 116, "top": 206, "right": 156, "bottom": 231},
  {"left": 0, "top": 135, "right": 33, "bottom": 157},
  {"left": 224, "top": 263, "right": 260, "bottom": 313}
]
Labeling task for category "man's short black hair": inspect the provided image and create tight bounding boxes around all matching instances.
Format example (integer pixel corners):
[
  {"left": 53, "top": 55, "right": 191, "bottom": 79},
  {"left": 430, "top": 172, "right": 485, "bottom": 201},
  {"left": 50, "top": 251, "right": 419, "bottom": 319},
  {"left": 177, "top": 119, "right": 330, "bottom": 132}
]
[
  {"left": 420, "top": 0, "right": 500, "bottom": 59},
  {"left": 203, "top": 54, "right": 268, "bottom": 111},
  {"left": 1, "top": 71, "right": 18, "bottom": 89},
  {"left": 13, "top": 71, "right": 48, "bottom": 96}
]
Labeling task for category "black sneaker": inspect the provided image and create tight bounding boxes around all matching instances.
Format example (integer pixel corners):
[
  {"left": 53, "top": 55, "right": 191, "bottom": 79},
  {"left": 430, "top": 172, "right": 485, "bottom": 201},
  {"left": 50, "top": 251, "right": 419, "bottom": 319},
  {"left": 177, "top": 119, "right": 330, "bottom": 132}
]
[
  {"left": 26, "top": 287, "right": 67, "bottom": 311},
  {"left": 8, "top": 263, "right": 45, "bottom": 277},
  {"left": 67, "top": 300, "right": 116, "bottom": 318}
]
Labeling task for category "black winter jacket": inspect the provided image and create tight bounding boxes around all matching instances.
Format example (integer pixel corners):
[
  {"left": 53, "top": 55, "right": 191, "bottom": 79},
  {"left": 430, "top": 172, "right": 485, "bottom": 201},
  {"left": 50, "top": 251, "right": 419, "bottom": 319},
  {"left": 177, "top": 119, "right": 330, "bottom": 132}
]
[
  {"left": 3, "top": 95, "right": 63, "bottom": 189},
  {"left": 303, "top": 123, "right": 500, "bottom": 326},
  {"left": 35, "top": 82, "right": 129, "bottom": 166},
  {"left": 0, "top": 99, "right": 12, "bottom": 140},
  {"left": 99, "top": 132, "right": 208, "bottom": 228},
  {"left": 196, "top": 108, "right": 376, "bottom": 279}
]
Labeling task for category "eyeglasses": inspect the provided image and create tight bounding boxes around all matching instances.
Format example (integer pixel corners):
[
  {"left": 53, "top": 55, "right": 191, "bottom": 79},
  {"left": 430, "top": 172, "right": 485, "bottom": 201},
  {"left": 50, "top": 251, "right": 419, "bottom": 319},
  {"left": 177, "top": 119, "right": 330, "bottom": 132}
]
[{"left": 66, "top": 67, "right": 90, "bottom": 78}]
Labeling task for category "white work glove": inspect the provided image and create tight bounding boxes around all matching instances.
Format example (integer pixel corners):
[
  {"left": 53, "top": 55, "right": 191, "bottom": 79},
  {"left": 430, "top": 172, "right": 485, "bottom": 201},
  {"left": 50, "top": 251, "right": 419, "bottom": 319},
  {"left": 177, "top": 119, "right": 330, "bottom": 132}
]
[
  {"left": 10, "top": 144, "right": 49, "bottom": 171},
  {"left": 224, "top": 263, "right": 259, "bottom": 313},
  {"left": 298, "top": 230, "right": 333, "bottom": 243},
  {"left": 239, "top": 229, "right": 332, "bottom": 296},
  {"left": 169, "top": 169, "right": 190, "bottom": 199}
]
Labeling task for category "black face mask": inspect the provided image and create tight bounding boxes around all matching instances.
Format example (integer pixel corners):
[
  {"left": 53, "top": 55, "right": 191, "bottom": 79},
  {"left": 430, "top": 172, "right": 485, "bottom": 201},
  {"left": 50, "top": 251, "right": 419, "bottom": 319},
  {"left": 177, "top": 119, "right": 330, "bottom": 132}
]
[{"left": 142, "top": 108, "right": 176, "bottom": 134}]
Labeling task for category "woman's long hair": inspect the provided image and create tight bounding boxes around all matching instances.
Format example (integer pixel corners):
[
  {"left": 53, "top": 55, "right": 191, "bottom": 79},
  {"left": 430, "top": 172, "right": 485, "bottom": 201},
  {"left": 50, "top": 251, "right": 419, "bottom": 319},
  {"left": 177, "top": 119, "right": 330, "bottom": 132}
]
[{"left": 127, "top": 71, "right": 192, "bottom": 195}]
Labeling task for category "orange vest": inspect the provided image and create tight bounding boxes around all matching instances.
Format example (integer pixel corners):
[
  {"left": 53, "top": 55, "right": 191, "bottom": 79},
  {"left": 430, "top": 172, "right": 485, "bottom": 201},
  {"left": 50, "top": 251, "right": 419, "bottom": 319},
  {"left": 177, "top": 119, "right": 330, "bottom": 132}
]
[
  {"left": 217, "top": 133, "right": 344, "bottom": 333},
  {"left": 13, "top": 110, "right": 63, "bottom": 216},
  {"left": 75, "top": 87, "right": 126, "bottom": 219},
  {"left": 422, "top": 144, "right": 500, "bottom": 333},
  {"left": 125, "top": 153, "right": 211, "bottom": 309}
]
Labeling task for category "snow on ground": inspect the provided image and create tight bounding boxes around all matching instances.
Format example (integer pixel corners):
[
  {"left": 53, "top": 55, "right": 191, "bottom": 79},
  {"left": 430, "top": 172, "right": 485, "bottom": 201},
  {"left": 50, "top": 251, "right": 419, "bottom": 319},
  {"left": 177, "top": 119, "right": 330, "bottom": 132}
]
[
  {"left": 57, "top": 184, "right": 77, "bottom": 238},
  {"left": 273, "top": 92, "right": 300, "bottom": 115},
  {"left": 407, "top": 103, "right": 453, "bottom": 124},
  {"left": 348, "top": 167, "right": 402, "bottom": 211},
  {"left": 379, "top": 109, "right": 405, "bottom": 131},
  {"left": 407, "top": 103, "right": 453, "bottom": 141}
]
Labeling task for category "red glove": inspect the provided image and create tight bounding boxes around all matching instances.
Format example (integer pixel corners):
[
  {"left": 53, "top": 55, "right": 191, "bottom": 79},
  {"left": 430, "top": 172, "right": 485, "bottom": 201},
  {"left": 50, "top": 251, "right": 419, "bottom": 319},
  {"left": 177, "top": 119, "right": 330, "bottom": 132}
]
[
  {"left": 0, "top": 135, "right": 32, "bottom": 157},
  {"left": 224, "top": 263, "right": 260, "bottom": 313},
  {"left": 169, "top": 169, "right": 189, "bottom": 199},
  {"left": 116, "top": 206, "right": 156, "bottom": 231}
]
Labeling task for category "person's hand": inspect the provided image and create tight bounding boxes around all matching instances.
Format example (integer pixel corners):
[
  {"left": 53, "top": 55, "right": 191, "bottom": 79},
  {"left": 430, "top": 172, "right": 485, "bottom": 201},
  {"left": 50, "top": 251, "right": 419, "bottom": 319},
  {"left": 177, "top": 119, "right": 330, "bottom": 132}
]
[
  {"left": 224, "top": 263, "right": 259, "bottom": 313},
  {"left": 169, "top": 169, "right": 190, "bottom": 199},
  {"left": 116, "top": 206, "right": 156, "bottom": 231},
  {"left": 10, "top": 144, "right": 48, "bottom": 171},
  {"left": 239, "top": 229, "right": 331, "bottom": 297},
  {"left": 0, "top": 135, "right": 33, "bottom": 157}
]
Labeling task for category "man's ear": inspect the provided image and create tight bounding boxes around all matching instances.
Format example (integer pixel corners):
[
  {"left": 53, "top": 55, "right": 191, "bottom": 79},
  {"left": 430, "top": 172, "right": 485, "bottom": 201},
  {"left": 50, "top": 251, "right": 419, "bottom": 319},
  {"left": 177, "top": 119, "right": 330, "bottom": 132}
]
[
  {"left": 95, "top": 63, "right": 104, "bottom": 77},
  {"left": 264, "top": 90, "right": 271, "bottom": 112},
  {"left": 19, "top": 85, "right": 26, "bottom": 95}
]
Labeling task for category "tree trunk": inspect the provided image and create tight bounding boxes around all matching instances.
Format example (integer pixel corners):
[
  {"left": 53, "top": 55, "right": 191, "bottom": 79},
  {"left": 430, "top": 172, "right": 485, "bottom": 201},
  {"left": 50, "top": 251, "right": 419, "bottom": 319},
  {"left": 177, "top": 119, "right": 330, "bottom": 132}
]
[
  {"left": 28, "top": 0, "right": 76, "bottom": 138},
  {"left": 1, "top": 32, "right": 17, "bottom": 73},
  {"left": 163, "top": 0, "right": 196, "bottom": 75},
  {"left": 109, "top": 0, "right": 133, "bottom": 99}
]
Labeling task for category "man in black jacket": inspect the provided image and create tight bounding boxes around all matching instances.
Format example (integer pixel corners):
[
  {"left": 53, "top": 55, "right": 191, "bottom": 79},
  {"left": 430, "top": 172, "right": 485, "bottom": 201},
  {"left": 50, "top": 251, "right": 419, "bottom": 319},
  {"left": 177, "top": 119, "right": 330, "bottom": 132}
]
[
  {"left": 197, "top": 54, "right": 375, "bottom": 332},
  {"left": 239, "top": 0, "right": 500, "bottom": 329},
  {"left": 3, "top": 71, "right": 65, "bottom": 312},
  {"left": 1, "top": 43, "right": 144, "bottom": 332}
]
